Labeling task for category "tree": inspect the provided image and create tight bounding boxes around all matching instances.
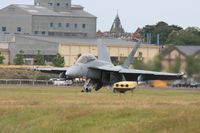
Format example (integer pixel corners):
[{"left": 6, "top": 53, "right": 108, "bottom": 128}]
[
  {"left": 112, "top": 58, "right": 123, "bottom": 66},
  {"left": 132, "top": 57, "right": 148, "bottom": 70},
  {"left": 142, "top": 21, "right": 182, "bottom": 44},
  {"left": 0, "top": 52, "right": 5, "bottom": 64},
  {"left": 14, "top": 50, "right": 24, "bottom": 65},
  {"left": 151, "top": 55, "right": 162, "bottom": 71},
  {"left": 132, "top": 52, "right": 147, "bottom": 69},
  {"left": 34, "top": 50, "right": 45, "bottom": 65},
  {"left": 52, "top": 53, "right": 64, "bottom": 67},
  {"left": 166, "top": 27, "right": 200, "bottom": 45},
  {"left": 185, "top": 56, "right": 200, "bottom": 77},
  {"left": 169, "top": 56, "right": 181, "bottom": 73}
]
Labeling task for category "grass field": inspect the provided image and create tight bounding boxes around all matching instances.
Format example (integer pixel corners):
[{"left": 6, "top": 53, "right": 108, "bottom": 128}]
[{"left": 0, "top": 86, "right": 200, "bottom": 133}]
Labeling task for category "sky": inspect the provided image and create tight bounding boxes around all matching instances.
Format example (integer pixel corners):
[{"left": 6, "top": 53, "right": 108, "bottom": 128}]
[{"left": 0, "top": 0, "right": 200, "bottom": 32}]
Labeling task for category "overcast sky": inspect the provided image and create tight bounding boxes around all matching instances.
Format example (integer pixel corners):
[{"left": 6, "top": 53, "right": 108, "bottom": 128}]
[{"left": 0, "top": 0, "right": 199, "bottom": 32}]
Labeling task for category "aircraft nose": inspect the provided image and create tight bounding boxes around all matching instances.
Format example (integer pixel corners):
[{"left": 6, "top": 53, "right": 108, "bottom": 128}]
[
  {"left": 65, "top": 66, "right": 80, "bottom": 78},
  {"left": 66, "top": 67, "right": 76, "bottom": 77}
]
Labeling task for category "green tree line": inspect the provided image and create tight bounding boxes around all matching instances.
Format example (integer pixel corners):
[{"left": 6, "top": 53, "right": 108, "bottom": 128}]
[
  {"left": 142, "top": 21, "right": 200, "bottom": 45},
  {"left": 13, "top": 50, "right": 64, "bottom": 67}
]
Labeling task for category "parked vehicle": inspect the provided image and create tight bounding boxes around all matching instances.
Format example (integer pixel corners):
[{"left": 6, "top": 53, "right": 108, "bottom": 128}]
[
  {"left": 189, "top": 81, "right": 198, "bottom": 88},
  {"left": 172, "top": 78, "right": 199, "bottom": 88},
  {"left": 51, "top": 78, "right": 73, "bottom": 86}
]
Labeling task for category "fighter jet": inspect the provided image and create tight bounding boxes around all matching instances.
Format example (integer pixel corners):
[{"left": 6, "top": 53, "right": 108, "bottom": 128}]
[{"left": 34, "top": 39, "right": 184, "bottom": 92}]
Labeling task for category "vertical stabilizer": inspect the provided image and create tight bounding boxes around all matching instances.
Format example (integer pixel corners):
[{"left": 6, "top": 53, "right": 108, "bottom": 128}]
[
  {"left": 97, "top": 39, "right": 112, "bottom": 63},
  {"left": 122, "top": 43, "right": 141, "bottom": 68}
]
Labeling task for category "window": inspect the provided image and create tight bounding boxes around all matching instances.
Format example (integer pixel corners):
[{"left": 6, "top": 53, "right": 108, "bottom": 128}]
[
  {"left": 2, "top": 27, "right": 6, "bottom": 32},
  {"left": 57, "top": 3, "right": 60, "bottom": 6},
  {"left": 74, "top": 23, "right": 78, "bottom": 28},
  {"left": 17, "top": 27, "right": 21, "bottom": 32},
  {"left": 58, "top": 23, "right": 62, "bottom": 28},
  {"left": 35, "top": 2, "right": 40, "bottom": 6},
  {"left": 48, "top": 3, "right": 53, "bottom": 6},
  {"left": 34, "top": 31, "right": 38, "bottom": 34},
  {"left": 42, "top": 31, "right": 46, "bottom": 35},
  {"left": 66, "top": 23, "right": 70, "bottom": 28},
  {"left": 82, "top": 24, "right": 86, "bottom": 29},
  {"left": 48, "top": 32, "right": 55, "bottom": 36},
  {"left": 50, "top": 23, "right": 54, "bottom": 27},
  {"left": 66, "top": 3, "right": 69, "bottom": 7}
]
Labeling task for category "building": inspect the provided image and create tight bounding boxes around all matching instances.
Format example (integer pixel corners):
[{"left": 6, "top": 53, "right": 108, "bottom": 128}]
[
  {"left": 0, "top": 0, "right": 96, "bottom": 38},
  {"left": 110, "top": 14, "right": 125, "bottom": 38},
  {"left": 7, "top": 35, "right": 160, "bottom": 66},
  {"left": 97, "top": 13, "right": 130, "bottom": 39},
  {"left": 9, "top": 35, "right": 59, "bottom": 65},
  {"left": 162, "top": 45, "right": 200, "bottom": 72},
  {"left": 0, "top": 42, "right": 9, "bottom": 64},
  {"left": 132, "top": 28, "right": 142, "bottom": 41},
  {"left": 59, "top": 40, "right": 160, "bottom": 66},
  {"left": 0, "top": 0, "right": 96, "bottom": 64},
  {"left": 0, "top": 1, "right": 161, "bottom": 66}
]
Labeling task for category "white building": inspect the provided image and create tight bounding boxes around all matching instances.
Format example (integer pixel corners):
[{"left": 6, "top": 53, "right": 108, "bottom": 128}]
[{"left": 0, "top": 0, "right": 96, "bottom": 38}]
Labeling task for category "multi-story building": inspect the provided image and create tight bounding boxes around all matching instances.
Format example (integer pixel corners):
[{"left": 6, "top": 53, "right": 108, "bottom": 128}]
[
  {"left": 0, "top": 0, "right": 96, "bottom": 38},
  {"left": 0, "top": 0, "right": 160, "bottom": 66}
]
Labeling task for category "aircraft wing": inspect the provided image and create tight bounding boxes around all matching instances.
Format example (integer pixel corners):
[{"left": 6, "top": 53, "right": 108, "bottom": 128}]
[
  {"left": 33, "top": 67, "right": 68, "bottom": 74},
  {"left": 89, "top": 66, "right": 183, "bottom": 81},
  {"left": 119, "top": 68, "right": 184, "bottom": 81}
]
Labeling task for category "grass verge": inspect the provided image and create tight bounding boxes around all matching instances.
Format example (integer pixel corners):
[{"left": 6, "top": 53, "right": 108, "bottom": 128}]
[{"left": 0, "top": 86, "right": 200, "bottom": 133}]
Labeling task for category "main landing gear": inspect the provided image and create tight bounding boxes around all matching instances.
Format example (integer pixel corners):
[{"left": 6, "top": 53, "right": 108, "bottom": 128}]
[{"left": 82, "top": 79, "right": 96, "bottom": 93}]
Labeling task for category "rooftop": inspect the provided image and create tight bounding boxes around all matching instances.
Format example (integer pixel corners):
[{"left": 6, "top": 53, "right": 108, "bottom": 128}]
[
  {"left": 176, "top": 46, "right": 200, "bottom": 56},
  {"left": 162, "top": 45, "right": 200, "bottom": 57},
  {"left": 15, "top": 35, "right": 159, "bottom": 47},
  {"left": 110, "top": 14, "right": 125, "bottom": 34},
  {"left": 1, "top": 4, "right": 96, "bottom": 18},
  {"left": 17, "top": 35, "right": 136, "bottom": 45}
]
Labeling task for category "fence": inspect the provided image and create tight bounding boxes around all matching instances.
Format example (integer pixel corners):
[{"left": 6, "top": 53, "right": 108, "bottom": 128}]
[
  {"left": 0, "top": 79, "right": 84, "bottom": 86},
  {"left": 0, "top": 79, "right": 53, "bottom": 86}
]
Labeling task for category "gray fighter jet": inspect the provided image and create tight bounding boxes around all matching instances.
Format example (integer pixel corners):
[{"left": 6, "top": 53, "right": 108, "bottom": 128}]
[{"left": 34, "top": 39, "right": 183, "bottom": 92}]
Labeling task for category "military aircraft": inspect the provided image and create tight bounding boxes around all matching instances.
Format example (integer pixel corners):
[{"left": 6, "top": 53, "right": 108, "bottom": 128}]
[{"left": 34, "top": 39, "right": 184, "bottom": 92}]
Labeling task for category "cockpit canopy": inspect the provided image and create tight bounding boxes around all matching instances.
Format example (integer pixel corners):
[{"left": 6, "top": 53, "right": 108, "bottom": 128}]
[{"left": 76, "top": 54, "right": 97, "bottom": 64}]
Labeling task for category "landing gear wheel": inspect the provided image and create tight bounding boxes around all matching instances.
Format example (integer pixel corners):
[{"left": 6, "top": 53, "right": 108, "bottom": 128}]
[
  {"left": 83, "top": 79, "right": 97, "bottom": 93},
  {"left": 113, "top": 89, "right": 117, "bottom": 93},
  {"left": 85, "top": 88, "right": 92, "bottom": 93}
]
